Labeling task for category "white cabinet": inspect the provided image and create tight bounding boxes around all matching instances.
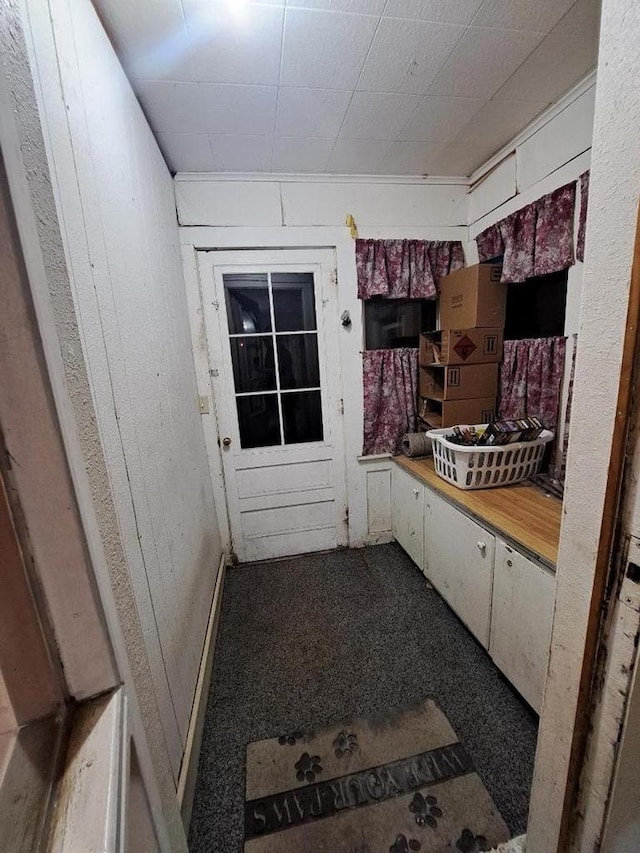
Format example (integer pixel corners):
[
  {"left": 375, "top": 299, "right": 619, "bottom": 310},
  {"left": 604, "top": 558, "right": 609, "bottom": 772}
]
[
  {"left": 424, "top": 491, "right": 495, "bottom": 648},
  {"left": 391, "top": 466, "right": 425, "bottom": 570},
  {"left": 489, "top": 540, "right": 556, "bottom": 713}
]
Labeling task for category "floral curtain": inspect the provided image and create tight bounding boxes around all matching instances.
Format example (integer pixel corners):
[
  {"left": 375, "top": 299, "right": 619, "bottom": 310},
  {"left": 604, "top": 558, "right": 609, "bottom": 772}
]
[
  {"left": 577, "top": 170, "right": 590, "bottom": 262},
  {"left": 476, "top": 182, "right": 576, "bottom": 284},
  {"left": 356, "top": 239, "right": 465, "bottom": 300},
  {"left": 362, "top": 348, "right": 418, "bottom": 455},
  {"left": 499, "top": 337, "right": 567, "bottom": 430}
]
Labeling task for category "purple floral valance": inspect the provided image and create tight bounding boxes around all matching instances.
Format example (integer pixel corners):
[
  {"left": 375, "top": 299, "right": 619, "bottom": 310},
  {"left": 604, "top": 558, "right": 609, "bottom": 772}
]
[
  {"left": 577, "top": 170, "right": 590, "bottom": 262},
  {"left": 362, "top": 348, "right": 418, "bottom": 455},
  {"left": 476, "top": 182, "right": 576, "bottom": 284},
  {"left": 356, "top": 239, "right": 465, "bottom": 300}
]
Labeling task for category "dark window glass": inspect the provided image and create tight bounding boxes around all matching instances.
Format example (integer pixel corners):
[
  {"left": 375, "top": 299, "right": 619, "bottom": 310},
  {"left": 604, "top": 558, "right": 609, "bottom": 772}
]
[
  {"left": 282, "top": 391, "right": 323, "bottom": 444},
  {"left": 504, "top": 270, "right": 567, "bottom": 340},
  {"left": 224, "top": 273, "right": 271, "bottom": 334},
  {"left": 229, "top": 337, "right": 276, "bottom": 393},
  {"left": 272, "top": 273, "right": 316, "bottom": 331},
  {"left": 237, "top": 395, "right": 280, "bottom": 448},
  {"left": 276, "top": 334, "right": 320, "bottom": 390},
  {"left": 364, "top": 299, "right": 436, "bottom": 350}
]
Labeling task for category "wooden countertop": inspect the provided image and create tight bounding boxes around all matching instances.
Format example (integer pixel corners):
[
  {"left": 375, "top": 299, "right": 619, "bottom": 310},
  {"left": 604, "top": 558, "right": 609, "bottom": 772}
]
[{"left": 395, "top": 456, "right": 563, "bottom": 567}]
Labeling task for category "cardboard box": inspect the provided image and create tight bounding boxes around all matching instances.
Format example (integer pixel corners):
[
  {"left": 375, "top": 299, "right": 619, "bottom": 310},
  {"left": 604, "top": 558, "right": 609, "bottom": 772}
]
[
  {"left": 418, "top": 397, "right": 496, "bottom": 430},
  {"left": 439, "top": 264, "right": 506, "bottom": 330},
  {"left": 419, "top": 328, "right": 503, "bottom": 366},
  {"left": 419, "top": 362, "right": 499, "bottom": 401}
]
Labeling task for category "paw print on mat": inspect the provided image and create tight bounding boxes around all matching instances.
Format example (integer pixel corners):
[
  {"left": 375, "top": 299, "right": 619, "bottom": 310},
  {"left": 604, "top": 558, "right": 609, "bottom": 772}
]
[
  {"left": 294, "top": 752, "right": 323, "bottom": 783},
  {"left": 389, "top": 833, "right": 421, "bottom": 853},
  {"left": 332, "top": 730, "right": 359, "bottom": 758},
  {"left": 278, "top": 731, "right": 303, "bottom": 746},
  {"left": 408, "top": 792, "right": 443, "bottom": 828},
  {"left": 455, "top": 829, "right": 491, "bottom": 853}
]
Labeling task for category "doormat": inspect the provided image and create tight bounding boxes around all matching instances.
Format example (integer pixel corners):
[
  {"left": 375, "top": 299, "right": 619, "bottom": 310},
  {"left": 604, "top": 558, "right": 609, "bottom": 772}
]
[{"left": 244, "top": 698, "right": 510, "bottom": 853}]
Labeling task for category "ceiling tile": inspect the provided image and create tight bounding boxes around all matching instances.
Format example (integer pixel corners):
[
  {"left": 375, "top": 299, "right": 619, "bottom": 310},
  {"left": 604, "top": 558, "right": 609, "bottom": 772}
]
[
  {"left": 326, "top": 139, "right": 392, "bottom": 173},
  {"left": 377, "top": 141, "right": 445, "bottom": 174},
  {"left": 382, "top": 0, "right": 483, "bottom": 24},
  {"left": 98, "top": 0, "right": 195, "bottom": 81},
  {"left": 209, "top": 134, "right": 273, "bottom": 170},
  {"left": 339, "top": 92, "right": 422, "bottom": 140},
  {"left": 272, "top": 136, "right": 334, "bottom": 171},
  {"left": 493, "top": 0, "right": 601, "bottom": 103},
  {"left": 400, "top": 95, "right": 484, "bottom": 141},
  {"left": 427, "top": 141, "right": 487, "bottom": 175},
  {"left": 445, "top": 98, "right": 549, "bottom": 167},
  {"left": 276, "top": 88, "right": 351, "bottom": 137},
  {"left": 428, "top": 26, "right": 545, "bottom": 99},
  {"left": 280, "top": 8, "right": 378, "bottom": 89},
  {"left": 356, "top": 18, "right": 465, "bottom": 95},
  {"left": 472, "top": 0, "right": 577, "bottom": 33},
  {"left": 184, "top": 2, "right": 284, "bottom": 85},
  {"left": 285, "top": 0, "right": 386, "bottom": 12},
  {"left": 135, "top": 81, "right": 277, "bottom": 135},
  {"left": 156, "top": 132, "right": 214, "bottom": 171}
]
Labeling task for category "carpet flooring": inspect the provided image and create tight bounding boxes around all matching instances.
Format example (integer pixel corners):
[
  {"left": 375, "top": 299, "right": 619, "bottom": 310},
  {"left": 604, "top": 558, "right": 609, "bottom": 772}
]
[{"left": 188, "top": 544, "right": 538, "bottom": 853}]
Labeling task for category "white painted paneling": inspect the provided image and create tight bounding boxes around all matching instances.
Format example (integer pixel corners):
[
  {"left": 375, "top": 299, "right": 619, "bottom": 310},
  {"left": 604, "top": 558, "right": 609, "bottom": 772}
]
[
  {"left": 469, "top": 153, "right": 516, "bottom": 223},
  {"left": 237, "top": 460, "right": 333, "bottom": 498},
  {"left": 391, "top": 466, "right": 425, "bottom": 570},
  {"left": 366, "top": 468, "right": 392, "bottom": 536},
  {"left": 23, "top": 0, "right": 222, "bottom": 781},
  {"left": 176, "top": 180, "right": 283, "bottom": 226},
  {"left": 517, "top": 86, "right": 596, "bottom": 192},
  {"left": 281, "top": 182, "right": 468, "bottom": 227}
]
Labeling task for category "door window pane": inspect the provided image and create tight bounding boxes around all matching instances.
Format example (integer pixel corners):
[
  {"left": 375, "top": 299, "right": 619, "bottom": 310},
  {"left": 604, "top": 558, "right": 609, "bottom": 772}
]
[
  {"left": 282, "top": 391, "right": 323, "bottom": 444},
  {"left": 272, "top": 273, "right": 317, "bottom": 331},
  {"left": 224, "top": 273, "right": 271, "bottom": 334},
  {"left": 237, "top": 395, "right": 280, "bottom": 448},
  {"left": 276, "top": 334, "right": 320, "bottom": 390},
  {"left": 230, "top": 337, "right": 276, "bottom": 393}
]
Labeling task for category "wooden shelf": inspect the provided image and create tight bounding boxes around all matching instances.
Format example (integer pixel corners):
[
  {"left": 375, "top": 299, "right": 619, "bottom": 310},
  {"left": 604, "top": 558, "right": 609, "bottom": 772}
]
[{"left": 395, "top": 456, "right": 562, "bottom": 567}]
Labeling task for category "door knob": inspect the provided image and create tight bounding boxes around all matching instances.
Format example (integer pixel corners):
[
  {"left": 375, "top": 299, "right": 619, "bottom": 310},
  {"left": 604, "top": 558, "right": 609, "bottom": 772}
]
[{"left": 222, "top": 437, "right": 232, "bottom": 447}]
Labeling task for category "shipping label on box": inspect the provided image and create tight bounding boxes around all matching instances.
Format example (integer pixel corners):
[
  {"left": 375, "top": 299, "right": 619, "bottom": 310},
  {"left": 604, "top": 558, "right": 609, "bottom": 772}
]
[
  {"left": 419, "top": 362, "right": 499, "bottom": 401},
  {"left": 439, "top": 263, "right": 507, "bottom": 330},
  {"left": 418, "top": 396, "right": 496, "bottom": 429},
  {"left": 420, "top": 328, "right": 503, "bottom": 366}
]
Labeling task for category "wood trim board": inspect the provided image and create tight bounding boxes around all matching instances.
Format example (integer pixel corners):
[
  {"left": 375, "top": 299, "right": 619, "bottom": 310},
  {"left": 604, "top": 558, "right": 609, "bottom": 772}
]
[{"left": 395, "top": 457, "right": 562, "bottom": 568}]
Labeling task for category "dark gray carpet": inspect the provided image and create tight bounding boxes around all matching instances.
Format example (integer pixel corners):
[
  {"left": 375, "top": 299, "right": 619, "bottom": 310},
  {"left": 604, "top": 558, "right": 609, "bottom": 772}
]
[{"left": 188, "top": 543, "right": 537, "bottom": 852}]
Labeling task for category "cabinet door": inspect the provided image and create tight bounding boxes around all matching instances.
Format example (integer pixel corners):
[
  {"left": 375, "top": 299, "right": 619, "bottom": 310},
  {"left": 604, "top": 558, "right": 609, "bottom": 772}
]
[
  {"left": 425, "top": 491, "right": 494, "bottom": 648},
  {"left": 490, "top": 540, "right": 556, "bottom": 713},
  {"left": 391, "top": 467, "right": 424, "bottom": 570}
]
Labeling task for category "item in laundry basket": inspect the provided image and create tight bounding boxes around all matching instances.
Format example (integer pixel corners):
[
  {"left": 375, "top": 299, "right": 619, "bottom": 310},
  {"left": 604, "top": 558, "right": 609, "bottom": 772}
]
[
  {"left": 478, "top": 417, "right": 546, "bottom": 446},
  {"left": 401, "top": 432, "right": 432, "bottom": 457},
  {"left": 446, "top": 425, "right": 482, "bottom": 446}
]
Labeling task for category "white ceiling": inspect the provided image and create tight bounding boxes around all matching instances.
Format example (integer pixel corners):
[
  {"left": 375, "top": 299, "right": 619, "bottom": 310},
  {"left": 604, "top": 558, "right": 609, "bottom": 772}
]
[{"left": 95, "top": 0, "right": 601, "bottom": 177}]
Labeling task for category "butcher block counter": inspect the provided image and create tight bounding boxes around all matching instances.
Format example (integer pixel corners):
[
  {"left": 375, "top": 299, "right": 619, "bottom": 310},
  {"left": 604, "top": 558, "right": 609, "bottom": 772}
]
[{"left": 395, "top": 455, "right": 563, "bottom": 567}]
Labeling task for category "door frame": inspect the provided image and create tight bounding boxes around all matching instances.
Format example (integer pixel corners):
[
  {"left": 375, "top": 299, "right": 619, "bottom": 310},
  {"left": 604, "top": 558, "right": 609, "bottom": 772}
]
[{"left": 196, "top": 248, "right": 347, "bottom": 562}]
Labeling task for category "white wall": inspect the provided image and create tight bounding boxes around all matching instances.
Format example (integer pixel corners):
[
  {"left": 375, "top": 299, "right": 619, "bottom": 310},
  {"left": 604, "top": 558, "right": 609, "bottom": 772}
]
[
  {"left": 178, "top": 178, "right": 468, "bottom": 548},
  {"left": 20, "top": 0, "right": 221, "bottom": 787}
]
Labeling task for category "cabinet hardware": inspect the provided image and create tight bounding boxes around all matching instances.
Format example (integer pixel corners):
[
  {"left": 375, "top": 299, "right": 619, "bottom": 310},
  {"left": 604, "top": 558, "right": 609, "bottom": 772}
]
[
  {"left": 413, "top": 488, "right": 420, "bottom": 496},
  {"left": 477, "top": 541, "right": 486, "bottom": 553}
]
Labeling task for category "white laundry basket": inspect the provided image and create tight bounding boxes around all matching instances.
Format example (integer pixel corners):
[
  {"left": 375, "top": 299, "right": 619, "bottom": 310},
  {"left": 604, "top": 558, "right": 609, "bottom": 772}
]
[{"left": 426, "top": 425, "right": 554, "bottom": 490}]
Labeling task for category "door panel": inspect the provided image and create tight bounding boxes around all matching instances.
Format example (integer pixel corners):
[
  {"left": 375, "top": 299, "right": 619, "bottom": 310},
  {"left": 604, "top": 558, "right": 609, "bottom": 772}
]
[
  {"left": 490, "top": 540, "right": 555, "bottom": 712},
  {"left": 391, "top": 466, "right": 425, "bottom": 570},
  {"left": 199, "top": 250, "right": 346, "bottom": 562},
  {"left": 425, "top": 491, "right": 495, "bottom": 648}
]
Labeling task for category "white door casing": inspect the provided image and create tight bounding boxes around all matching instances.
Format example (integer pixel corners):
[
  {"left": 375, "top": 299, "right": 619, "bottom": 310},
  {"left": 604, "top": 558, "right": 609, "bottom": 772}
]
[{"left": 198, "top": 249, "right": 347, "bottom": 563}]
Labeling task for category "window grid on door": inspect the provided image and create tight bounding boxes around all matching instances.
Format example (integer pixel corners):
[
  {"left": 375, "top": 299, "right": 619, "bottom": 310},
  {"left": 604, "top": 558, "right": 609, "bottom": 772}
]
[{"left": 223, "top": 271, "right": 324, "bottom": 449}]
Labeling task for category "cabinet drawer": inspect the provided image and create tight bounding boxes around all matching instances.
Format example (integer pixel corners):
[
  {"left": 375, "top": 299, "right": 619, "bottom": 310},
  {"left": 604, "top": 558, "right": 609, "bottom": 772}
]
[
  {"left": 490, "top": 540, "right": 556, "bottom": 712},
  {"left": 391, "top": 467, "right": 425, "bottom": 570}
]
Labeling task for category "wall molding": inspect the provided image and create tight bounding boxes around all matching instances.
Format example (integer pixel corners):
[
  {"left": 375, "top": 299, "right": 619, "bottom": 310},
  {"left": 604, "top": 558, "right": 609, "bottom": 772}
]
[{"left": 175, "top": 172, "right": 470, "bottom": 186}]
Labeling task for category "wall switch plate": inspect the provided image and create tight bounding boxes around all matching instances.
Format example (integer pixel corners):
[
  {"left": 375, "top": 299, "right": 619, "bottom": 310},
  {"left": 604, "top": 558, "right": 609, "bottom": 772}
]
[{"left": 199, "top": 395, "right": 210, "bottom": 415}]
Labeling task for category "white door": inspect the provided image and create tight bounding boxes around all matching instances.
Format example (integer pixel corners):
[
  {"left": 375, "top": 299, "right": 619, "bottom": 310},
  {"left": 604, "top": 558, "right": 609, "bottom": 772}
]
[
  {"left": 198, "top": 249, "right": 347, "bottom": 563},
  {"left": 424, "top": 491, "right": 495, "bottom": 648},
  {"left": 391, "top": 466, "right": 425, "bottom": 571},
  {"left": 489, "top": 540, "right": 555, "bottom": 712}
]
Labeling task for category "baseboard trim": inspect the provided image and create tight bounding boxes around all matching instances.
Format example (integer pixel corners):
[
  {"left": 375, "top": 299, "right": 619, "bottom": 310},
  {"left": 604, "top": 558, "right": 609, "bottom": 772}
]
[{"left": 177, "top": 552, "right": 227, "bottom": 829}]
